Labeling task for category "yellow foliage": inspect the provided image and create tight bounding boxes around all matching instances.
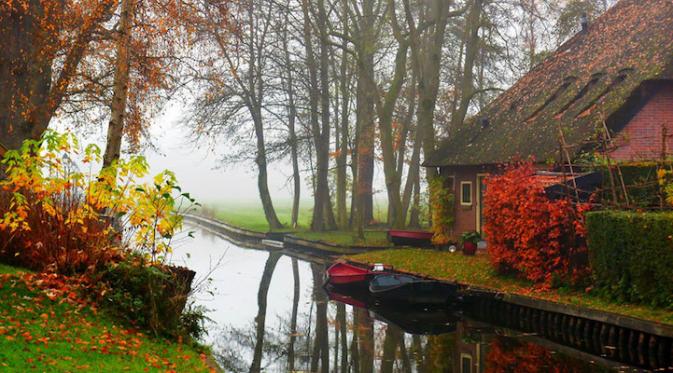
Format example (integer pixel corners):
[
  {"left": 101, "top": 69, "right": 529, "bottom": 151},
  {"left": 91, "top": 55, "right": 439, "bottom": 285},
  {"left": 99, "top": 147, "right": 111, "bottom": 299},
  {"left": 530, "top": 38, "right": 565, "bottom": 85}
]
[
  {"left": 429, "top": 177, "right": 455, "bottom": 246},
  {"left": 0, "top": 130, "right": 198, "bottom": 266}
]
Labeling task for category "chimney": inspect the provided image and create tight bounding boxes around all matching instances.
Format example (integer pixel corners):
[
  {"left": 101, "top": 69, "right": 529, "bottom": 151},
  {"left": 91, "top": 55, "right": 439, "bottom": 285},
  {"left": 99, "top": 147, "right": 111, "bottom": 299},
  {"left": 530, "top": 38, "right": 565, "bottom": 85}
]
[{"left": 580, "top": 13, "right": 589, "bottom": 32}]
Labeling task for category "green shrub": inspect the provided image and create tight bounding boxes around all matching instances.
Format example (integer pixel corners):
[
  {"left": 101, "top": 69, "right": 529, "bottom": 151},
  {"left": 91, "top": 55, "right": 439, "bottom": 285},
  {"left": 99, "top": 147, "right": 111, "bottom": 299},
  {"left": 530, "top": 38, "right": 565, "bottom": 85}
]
[
  {"left": 586, "top": 210, "right": 673, "bottom": 308},
  {"left": 99, "top": 257, "right": 200, "bottom": 337}
]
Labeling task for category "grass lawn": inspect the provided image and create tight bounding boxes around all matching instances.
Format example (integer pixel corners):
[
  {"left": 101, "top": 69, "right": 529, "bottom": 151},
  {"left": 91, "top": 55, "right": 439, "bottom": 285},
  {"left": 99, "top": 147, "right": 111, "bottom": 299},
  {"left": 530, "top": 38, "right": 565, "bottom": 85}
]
[
  {"left": 348, "top": 249, "right": 673, "bottom": 326},
  {"left": 203, "top": 200, "right": 389, "bottom": 233},
  {"left": 293, "top": 230, "right": 391, "bottom": 247},
  {"left": 0, "top": 262, "right": 25, "bottom": 275},
  {"left": 0, "top": 265, "right": 215, "bottom": 372}
]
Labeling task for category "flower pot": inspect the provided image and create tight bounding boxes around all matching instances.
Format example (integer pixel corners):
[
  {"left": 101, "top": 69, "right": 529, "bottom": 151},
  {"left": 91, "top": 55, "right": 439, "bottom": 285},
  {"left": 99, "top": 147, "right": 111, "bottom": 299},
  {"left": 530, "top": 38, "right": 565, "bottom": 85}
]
[{"left": 462, "top": 242, "right": 477, "bottom": 256}]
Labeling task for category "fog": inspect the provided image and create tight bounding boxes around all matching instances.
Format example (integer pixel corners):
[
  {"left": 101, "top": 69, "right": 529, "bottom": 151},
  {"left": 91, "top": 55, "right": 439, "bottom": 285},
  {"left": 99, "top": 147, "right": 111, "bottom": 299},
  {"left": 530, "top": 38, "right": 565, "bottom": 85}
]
[{"left": 55, "top": 99, "right": 388, "bottom": 210}]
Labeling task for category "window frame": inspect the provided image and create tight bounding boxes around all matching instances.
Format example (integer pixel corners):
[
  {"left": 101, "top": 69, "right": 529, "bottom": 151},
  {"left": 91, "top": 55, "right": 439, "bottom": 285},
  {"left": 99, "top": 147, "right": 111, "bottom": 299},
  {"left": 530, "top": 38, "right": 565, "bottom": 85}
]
[{"left": 460, "top": 181, "right": 473, "bottom": 206}]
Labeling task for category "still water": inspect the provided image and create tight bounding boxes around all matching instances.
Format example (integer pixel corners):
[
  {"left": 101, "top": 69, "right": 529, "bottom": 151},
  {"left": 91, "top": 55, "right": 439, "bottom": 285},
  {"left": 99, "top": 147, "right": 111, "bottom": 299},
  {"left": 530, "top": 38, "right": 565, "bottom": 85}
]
[{"left": 171, "top": 224, "right": 649, "bottom": 372}]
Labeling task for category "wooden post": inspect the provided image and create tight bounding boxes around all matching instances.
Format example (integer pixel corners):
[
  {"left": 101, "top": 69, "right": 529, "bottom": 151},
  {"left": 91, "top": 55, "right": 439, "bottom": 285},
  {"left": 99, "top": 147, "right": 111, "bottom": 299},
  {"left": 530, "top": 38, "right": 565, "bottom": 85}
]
[
  {"left": 599, "top": 122, "right": 619, "bottom": 206},
  {"left": 601, "top": 119, "right": 630, "bottom": 207},
  {"left": 557, "top": 123, "right": 580, "bottom": 202}
]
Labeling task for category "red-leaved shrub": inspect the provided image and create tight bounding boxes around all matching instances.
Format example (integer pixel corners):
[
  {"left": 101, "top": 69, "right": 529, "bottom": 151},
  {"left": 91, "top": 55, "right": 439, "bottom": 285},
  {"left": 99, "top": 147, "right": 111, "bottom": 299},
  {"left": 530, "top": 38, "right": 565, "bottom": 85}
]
[{"left": 483, "top": 162, "right": 590, "bottom": 288}]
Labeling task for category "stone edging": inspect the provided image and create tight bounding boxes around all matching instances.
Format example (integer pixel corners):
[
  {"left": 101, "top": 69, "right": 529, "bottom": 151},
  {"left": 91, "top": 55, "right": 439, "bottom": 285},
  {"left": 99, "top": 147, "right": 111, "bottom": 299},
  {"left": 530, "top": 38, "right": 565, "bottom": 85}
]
[
  {"left": 345, "top": 259, "right": 673, "bottom": 339},
  {"left": 185, "top": 214, "right": 395, "bottom": 255},
  {"left": 184, "top": 214, "right": 267, "bottom": 241}
]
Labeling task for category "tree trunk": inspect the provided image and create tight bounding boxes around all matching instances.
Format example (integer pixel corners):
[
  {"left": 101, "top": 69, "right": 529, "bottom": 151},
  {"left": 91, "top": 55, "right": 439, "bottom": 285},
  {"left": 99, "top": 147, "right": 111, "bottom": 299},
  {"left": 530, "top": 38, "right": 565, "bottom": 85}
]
[
  {"left": 287, "top": 258, "right": 300, "bottom": 371},
  {"left": 103, "top": 0, "right": 135, "bottom": 168},
  {"left": 405, "top": 0, "right": 454, "bottom": 218},
  {"left": 335, "top": 11, "right": 351, "bottom": 230},
  {"left": 0, "top": 0, "right": 115, "bottom": 152},
  {"left": 356, "top": 307, "right": 374, "bottom": 373},
  {"left": 353, "top": 0, "right": 377, "bottom": 237},
  {"left": 381, "top": 325, "right": 401, "bottom": 373},
  {"left": 375, "top": 35, "right": 409, "bottom": 229},
  {"left": 337, "top": 303, "right": 348, "bottom": 373},
  {"left": 249, "top": 252, "right": 281, "bottom": 373},
  {"left": 409, "top": 171, "right": 421, "bottom": 227},
  {"left": 402, "top": 122, "right": 422, "bottom": 224},
  {"left": 253, "top": 111, "right": 283, "bottom": 230},
  {"left": 281, "top": 5, "right": 300, "bottom": 228},
  {"left": 451, "top": 0, "right": 483, "bottom": 129},
  {"left": 310, "top": 264, "right": 329, "bottom": 373}
]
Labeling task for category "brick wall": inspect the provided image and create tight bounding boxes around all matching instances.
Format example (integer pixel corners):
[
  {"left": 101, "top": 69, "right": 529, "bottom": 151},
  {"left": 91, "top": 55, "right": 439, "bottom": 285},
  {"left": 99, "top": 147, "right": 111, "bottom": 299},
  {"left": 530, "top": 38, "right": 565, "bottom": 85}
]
[{"left": 611, "top": 81, "right": 673, "bottom": 161}]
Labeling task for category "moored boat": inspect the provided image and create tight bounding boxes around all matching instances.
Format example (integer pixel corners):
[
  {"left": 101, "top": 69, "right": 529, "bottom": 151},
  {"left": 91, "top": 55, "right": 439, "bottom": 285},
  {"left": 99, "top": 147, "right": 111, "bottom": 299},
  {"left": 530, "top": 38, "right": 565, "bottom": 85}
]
[
  {"left": 372, "top": 304, "right": 459, "bottom": 335},
  {"left": 387, "top": 229, "right": 434, "bottom": 247},
  {"left": 369, "top": 274, "right": 459, "bottom": 305},
  {"left": 326, "top": 262, "right": 391, "bottom": 285}
]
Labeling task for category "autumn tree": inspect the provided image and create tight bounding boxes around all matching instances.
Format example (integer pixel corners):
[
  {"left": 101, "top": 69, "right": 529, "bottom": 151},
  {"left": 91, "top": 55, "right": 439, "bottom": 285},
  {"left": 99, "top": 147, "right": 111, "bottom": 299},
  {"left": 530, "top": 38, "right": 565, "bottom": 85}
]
[
  {"left": 189, "top": 0, "right": 284, "bottom": 229},
  {"left": 0, "top": 0, "right": 117, "bottom": 153}
]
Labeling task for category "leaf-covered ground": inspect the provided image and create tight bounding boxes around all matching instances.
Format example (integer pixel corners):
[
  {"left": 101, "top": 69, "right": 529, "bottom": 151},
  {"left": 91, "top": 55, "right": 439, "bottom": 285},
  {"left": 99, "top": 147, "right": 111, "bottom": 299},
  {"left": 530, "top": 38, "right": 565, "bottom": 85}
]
[
  {"left": 0, "top": 267, "right": 216, "bottom": 372},
  {"left": 348, "top": 249, "right": 673, "bottom": 326}
]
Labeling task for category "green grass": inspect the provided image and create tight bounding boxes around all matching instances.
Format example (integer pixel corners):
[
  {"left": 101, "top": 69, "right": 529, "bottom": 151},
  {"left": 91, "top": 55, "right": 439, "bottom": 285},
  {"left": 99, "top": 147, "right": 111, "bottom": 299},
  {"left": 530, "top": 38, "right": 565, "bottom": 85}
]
[
  {"left": 0, "top": 263, "right": 26, "bottom": 275},
  {"left": 0, "top": 268, "right": 214, "bottom": 372},
  {"left": 348, "top": 249, "right": 673, "bottom": 326},
  {"left": 202, "top": 200, "right": 389, "bottom": 234},
  {"left": 202, "top": 201, "right": 312, "bottom": 233},
  {"left": 294, "top": 230, "right": 391, "bottom": 247}
]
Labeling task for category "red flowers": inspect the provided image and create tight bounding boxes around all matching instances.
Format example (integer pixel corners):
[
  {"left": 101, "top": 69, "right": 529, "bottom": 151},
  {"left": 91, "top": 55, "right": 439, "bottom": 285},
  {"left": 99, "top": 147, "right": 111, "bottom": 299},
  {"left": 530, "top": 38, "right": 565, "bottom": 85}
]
[{"left": 484, "top": 162, "right": 590, "bottom": 288}]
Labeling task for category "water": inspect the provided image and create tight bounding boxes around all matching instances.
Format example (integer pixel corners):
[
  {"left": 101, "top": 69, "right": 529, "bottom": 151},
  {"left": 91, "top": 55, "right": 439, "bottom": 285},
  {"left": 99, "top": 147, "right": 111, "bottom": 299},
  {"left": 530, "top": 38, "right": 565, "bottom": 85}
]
[{"left": 171, "top": 224, "right": 654, "bottom": 372}]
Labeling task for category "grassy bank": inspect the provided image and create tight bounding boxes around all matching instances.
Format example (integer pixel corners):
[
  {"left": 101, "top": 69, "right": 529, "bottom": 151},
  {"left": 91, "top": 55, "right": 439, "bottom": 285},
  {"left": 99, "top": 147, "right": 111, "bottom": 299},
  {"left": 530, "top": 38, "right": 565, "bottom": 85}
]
[
  {"left": 293, "top": 230, "right": 390, "bottom": 247},
  {"left": 202, "top": 201, "right": 389, "bottom": 233},
  {"left": 347, "top": 249, "right": 673, "bottom": 326},
  {"left": 0, "top": 265, "right": 215, "bottom": 372}
]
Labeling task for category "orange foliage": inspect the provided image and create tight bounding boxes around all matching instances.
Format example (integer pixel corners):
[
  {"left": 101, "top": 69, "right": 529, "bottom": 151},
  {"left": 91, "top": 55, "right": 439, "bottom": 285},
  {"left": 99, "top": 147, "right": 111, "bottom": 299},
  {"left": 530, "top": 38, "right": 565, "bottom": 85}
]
[
  {"left": 483, "top": 162, "right": 590, "bottom": 288},
  {"left": 485, "top": 338, "right": 583, "bottom": 373}
]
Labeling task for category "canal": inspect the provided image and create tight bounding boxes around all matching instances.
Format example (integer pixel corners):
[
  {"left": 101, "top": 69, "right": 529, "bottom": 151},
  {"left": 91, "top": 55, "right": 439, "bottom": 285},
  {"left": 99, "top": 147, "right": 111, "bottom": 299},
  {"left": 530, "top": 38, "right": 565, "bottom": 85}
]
[{"left": 172, "top": 223, "right": 651, "bottom": 372}]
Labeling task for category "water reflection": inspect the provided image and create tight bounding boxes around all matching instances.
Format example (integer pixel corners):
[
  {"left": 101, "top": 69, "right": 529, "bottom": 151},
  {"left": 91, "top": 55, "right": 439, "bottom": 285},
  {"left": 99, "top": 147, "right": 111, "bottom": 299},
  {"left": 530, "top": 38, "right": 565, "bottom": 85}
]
[{"left": 173, "top": 224, "right": 647, "bottom": 372}]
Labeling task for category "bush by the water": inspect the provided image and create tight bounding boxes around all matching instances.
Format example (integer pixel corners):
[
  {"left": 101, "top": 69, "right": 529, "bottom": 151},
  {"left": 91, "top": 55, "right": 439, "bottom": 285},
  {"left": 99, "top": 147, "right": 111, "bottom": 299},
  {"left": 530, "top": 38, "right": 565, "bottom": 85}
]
[
  {"left": 483, "top": 162, "right": 590, "bottom": 288},
  {"left": 586, "top": 210, "right": 673, "bottom": 308},
  {"left": 0, "top": 131, "right": 203, "bottom": 338},
  {"left": 0, "top": 131, "right": 197, "bottom": 273},
  {"left": 100, "top": 257, "right": 205, "bottom": 337}
]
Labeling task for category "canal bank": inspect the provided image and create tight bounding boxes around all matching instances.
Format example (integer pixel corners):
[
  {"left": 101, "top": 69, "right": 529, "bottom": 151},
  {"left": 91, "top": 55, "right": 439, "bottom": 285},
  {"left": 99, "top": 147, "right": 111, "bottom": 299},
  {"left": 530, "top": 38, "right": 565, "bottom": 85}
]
[
  {"left": 180, "top": 220, "right": 673, "bottom": 371},
  {"left": 186, "top": 215, "right": 673, "bottom": 337}
]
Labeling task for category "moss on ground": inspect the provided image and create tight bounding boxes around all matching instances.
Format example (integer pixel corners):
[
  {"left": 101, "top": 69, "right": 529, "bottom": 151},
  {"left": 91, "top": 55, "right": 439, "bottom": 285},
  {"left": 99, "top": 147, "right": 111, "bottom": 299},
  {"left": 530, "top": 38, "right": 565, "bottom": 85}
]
[
  {"left": 348, "top": 249, "right": 673, "bottom": 326},
  {"left": 0, "top": 265, "right": 215, "bottom": 372}
]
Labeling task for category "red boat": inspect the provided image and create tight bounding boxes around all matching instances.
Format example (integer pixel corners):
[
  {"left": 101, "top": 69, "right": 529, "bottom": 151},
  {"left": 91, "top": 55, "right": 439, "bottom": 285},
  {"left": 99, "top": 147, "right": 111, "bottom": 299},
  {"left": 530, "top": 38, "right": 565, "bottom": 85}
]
[
  {"left": 326, "top": 262, "right": 391, "bottom": 285},
  {"left": 387, "top": 229, "right": 434, "bottom": 247}
]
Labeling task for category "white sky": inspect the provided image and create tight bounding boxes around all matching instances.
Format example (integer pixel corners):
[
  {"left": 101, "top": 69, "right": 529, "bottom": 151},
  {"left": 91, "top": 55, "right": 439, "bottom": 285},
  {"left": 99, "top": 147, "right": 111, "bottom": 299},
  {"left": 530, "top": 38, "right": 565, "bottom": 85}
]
[{"left": 55, "top": 99, "right": 387, "bottom": 209}]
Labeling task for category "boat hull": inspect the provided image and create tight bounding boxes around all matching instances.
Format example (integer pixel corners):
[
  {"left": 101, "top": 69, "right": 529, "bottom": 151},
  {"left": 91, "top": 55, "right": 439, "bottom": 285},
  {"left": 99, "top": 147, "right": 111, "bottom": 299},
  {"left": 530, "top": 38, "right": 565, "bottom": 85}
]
[
  {"left": 326, "top": 262, "right": 380, "bottom": 285},
  {"left": 369, "top": 274, "right": 459, "bottom": 305},
  {"left": 388, "top": 230, "right": 434, "bottom": 247}
]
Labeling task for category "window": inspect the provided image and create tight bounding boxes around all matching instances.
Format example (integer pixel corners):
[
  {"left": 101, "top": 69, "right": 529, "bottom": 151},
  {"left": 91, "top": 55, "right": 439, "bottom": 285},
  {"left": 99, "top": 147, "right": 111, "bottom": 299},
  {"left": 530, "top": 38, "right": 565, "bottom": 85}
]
[
  {"left": 460, "top": 354, "right": 473, "bottom": 373},
  {"left": 461, "top": 181, "right": 473, "bottom": 206}
]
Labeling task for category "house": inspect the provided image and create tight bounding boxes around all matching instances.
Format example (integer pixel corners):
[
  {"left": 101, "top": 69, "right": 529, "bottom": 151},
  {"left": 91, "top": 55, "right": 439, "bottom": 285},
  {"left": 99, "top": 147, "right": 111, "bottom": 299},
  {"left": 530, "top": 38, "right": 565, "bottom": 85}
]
[{"left": 423, "top": 0, "right": 673, "bottom": 236}]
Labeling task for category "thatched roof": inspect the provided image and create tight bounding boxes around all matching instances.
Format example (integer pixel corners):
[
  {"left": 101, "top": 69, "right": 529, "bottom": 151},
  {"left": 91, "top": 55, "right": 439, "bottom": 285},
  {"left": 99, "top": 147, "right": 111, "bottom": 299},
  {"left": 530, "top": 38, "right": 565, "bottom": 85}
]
[{"left": 425, "top": 0, "right": 673, "bottom": 167}]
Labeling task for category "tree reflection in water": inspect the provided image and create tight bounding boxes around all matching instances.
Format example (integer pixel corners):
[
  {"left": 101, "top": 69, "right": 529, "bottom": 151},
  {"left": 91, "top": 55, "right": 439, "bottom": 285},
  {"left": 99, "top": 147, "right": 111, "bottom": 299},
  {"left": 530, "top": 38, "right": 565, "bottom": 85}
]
[{"left": 187, "top": 243, "right": 642, "bottom": 372}]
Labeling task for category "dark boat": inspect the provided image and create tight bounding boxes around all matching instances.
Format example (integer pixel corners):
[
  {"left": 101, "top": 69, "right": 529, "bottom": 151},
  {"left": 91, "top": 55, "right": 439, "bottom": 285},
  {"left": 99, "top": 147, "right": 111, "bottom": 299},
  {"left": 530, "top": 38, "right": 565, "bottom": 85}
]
[
  {"left": 325, "top": 283, "right": 459, "bottom": 335},
  {"left": 369, "top": 274, "right": 459, "bottom": 305},
  {"left": 387, "top": 229, "right": 434, "bottom": 247},
  {"left": 326, "top": 262, "right": 392, "bottom": 285},
  {"left": 372, "top": 304, "right": 459, "bottom": 335}
]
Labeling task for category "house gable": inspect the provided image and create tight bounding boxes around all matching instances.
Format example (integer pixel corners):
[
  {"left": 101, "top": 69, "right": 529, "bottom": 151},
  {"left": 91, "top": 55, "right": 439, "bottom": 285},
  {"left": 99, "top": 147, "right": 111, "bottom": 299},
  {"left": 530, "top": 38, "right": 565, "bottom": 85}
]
[
  {"left": 425, "top": 0, "right": 673, "bottom": 167},
  {"left": 611, "top": 81, "right": 673, "bottom": 161}
]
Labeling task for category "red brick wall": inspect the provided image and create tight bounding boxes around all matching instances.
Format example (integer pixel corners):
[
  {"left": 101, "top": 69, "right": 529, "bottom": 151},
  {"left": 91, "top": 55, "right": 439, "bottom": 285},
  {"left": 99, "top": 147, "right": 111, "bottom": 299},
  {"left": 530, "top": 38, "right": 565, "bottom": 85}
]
[{"left": 611, "top": 82, "right": 673, "bottom": 161}]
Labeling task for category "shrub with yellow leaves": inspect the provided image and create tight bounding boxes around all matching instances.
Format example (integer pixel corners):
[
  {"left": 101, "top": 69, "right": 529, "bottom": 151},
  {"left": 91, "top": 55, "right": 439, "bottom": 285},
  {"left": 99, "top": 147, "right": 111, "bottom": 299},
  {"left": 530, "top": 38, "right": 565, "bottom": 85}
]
[{"left": 0, "top": 131, "right": 197, "bottom": 274}]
